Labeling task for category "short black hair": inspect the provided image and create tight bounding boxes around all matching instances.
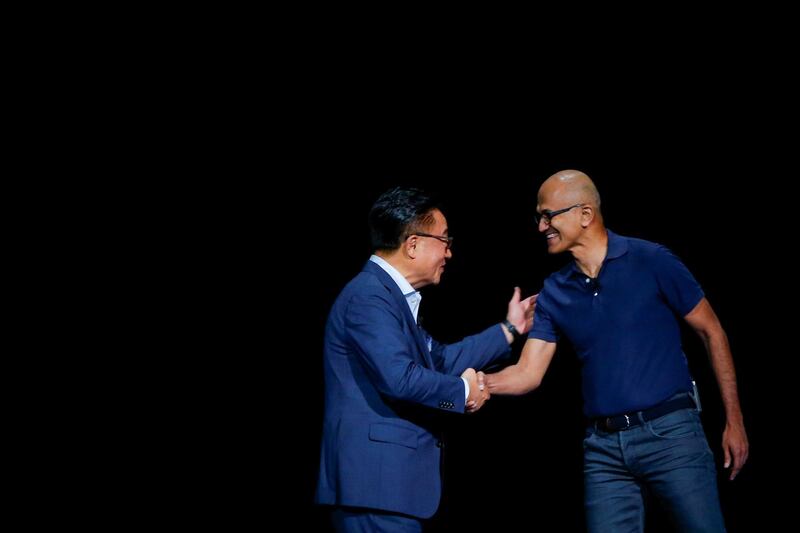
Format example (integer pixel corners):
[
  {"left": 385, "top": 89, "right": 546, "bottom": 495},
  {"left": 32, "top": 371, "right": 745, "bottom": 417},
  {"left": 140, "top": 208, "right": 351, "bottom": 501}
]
[{"left": 368, "top": 187, "right": 442, "bottom": 252}]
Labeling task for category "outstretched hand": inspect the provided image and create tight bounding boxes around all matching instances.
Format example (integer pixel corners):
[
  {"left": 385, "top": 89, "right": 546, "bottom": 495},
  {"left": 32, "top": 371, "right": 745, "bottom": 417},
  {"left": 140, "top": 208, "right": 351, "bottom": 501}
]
[{"left": 506, "top": 287, "right": 538, "bottom": 335}]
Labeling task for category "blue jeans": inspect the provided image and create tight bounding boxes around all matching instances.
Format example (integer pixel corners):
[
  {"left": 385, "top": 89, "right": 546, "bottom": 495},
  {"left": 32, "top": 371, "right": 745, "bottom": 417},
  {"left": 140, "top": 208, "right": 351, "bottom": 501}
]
[{"left": 583, "top": 406, "right": 725, "bottom": 532}]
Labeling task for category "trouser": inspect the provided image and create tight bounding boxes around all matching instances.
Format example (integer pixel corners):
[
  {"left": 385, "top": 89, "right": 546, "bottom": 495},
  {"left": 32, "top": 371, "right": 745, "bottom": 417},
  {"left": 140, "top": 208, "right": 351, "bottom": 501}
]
[
  {"left": 584, "top": 406, "right": 725, "bottom": 532},
  {"left": 331, "top": 506, "right": 423, "bottom": 533}
]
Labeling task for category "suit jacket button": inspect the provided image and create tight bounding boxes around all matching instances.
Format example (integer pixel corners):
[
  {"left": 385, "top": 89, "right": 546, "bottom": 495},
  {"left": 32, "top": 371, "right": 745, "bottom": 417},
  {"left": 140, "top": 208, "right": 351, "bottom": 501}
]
[{"left": 436, "top": 440, "right": 444, "bottom": 448}]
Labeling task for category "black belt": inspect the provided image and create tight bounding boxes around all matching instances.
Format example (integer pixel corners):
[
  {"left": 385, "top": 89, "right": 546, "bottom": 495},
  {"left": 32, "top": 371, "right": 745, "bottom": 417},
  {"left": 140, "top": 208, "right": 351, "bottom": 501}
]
[{"left": 593, "top": 395, "right": 695, "bottom": 432}]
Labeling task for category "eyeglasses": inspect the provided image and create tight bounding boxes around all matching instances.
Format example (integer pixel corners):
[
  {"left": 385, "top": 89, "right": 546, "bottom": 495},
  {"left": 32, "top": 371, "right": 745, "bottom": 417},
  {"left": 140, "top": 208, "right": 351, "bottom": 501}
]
[
  {"left": 413, "top": 232, "right": 454, "bottom": 251},
  {"left": 534, "top": 203, "right": 584, "bottom": 225}
]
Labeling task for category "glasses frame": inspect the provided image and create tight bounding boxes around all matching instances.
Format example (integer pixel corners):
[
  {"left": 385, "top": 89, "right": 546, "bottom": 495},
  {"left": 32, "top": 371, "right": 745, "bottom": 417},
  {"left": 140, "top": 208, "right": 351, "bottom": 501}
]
[
  {"left": 412, "top": 232, "right": 454, "bottom": 250},
  {"left": 534, "top": 203, "right": 585, "bottom": 225}
]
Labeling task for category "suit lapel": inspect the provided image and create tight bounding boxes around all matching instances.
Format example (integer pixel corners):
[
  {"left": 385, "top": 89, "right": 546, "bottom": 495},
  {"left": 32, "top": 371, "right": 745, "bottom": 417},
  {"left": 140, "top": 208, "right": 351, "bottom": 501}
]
[{"left": 364, "top": 261, "right": 435, "bottom": 369}]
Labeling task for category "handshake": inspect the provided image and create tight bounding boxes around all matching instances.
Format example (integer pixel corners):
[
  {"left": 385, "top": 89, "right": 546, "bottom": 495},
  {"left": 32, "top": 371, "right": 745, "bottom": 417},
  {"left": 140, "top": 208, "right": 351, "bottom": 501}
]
[{"left": 462, "top": 368, "right": 490, "bottom": 414}]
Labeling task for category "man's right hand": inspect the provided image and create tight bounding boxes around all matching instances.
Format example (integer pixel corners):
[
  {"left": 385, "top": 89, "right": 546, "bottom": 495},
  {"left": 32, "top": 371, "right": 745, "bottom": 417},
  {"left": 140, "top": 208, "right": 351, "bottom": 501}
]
[{"left": 462, "top": 368, "right": 490, "bottom": 413}]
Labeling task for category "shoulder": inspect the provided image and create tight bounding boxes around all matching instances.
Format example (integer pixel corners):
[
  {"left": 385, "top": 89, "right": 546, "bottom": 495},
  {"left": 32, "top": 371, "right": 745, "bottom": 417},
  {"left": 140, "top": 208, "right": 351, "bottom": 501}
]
[
  {"left": 618, "top": 236, "right": 693, "bottom": 281},
  {"left": 338, "top": 270, "right": 394, "bottom": 304},
  {"left": 619, "top": 234, "right": 671, "bottom": 261},
  {"left": 328, "top": 274, "right": 403, "bottom": 330}
]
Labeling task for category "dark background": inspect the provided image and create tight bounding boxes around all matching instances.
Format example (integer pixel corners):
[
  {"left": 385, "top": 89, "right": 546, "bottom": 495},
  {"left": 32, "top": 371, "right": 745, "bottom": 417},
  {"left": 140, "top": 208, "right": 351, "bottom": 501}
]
[
  {"left": 280, "top": 126, "right": 787, "bottom": 532},
  {"left": 99, "top": 18, "right": 796, "bottom": 530}
]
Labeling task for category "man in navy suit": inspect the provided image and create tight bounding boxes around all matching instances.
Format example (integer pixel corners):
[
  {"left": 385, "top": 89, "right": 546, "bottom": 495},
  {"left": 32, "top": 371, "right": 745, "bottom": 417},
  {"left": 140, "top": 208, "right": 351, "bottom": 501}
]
[{"left": 316, "top": 186, "right": 535, "bottom": 531}]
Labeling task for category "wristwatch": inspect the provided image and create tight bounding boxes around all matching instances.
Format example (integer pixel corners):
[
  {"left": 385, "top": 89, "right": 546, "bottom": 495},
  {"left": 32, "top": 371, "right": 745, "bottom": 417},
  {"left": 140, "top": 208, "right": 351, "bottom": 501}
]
[{"left": 502, "top": 319, "right": 521, "bottom": 338}]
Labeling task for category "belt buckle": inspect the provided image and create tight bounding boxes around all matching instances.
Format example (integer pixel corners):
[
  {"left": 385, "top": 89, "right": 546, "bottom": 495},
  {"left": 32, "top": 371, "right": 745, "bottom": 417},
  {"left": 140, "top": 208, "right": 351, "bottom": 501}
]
[{"left": 606, "top": 414, "right": 631, "bottom": 431}]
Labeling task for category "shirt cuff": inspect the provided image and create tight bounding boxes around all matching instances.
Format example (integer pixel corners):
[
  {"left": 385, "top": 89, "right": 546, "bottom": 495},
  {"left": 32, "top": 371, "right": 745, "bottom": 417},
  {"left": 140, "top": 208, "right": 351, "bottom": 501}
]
[{"left": 462, "top": 377, "right": 469, "bottom": 400}]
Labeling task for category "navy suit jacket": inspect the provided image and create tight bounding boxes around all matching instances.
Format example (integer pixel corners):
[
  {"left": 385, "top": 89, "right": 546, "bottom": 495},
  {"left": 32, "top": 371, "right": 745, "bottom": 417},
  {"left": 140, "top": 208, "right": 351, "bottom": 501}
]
[{"left": 315, "top": 260, "right": 510, "bottom": 518}]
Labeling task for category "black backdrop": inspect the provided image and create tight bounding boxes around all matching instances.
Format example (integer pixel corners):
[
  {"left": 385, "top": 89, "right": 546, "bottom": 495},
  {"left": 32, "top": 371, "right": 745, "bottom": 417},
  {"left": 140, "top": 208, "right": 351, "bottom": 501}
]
[
  {"left": 278, "top": 129, "right": 785, "bottom": 532},
  {"left": 119, "top": 23, "right": 796, "bottom": 530}
]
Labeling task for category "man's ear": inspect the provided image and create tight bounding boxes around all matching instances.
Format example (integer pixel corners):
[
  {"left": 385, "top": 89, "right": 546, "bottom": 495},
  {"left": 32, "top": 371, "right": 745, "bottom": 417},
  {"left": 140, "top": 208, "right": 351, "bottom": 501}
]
[
  {"left": 405, "top": 235, "right": 418, "bottom": 259},
  {"left": 580, "top": 205, "right": 595, "bottom": 228}
]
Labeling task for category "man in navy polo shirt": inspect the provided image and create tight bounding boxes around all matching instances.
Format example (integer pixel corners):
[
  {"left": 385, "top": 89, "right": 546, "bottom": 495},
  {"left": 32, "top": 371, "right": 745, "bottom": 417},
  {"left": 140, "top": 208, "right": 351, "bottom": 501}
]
[{"left": 486, "top": 170, "right": 749, "bottom": 532}]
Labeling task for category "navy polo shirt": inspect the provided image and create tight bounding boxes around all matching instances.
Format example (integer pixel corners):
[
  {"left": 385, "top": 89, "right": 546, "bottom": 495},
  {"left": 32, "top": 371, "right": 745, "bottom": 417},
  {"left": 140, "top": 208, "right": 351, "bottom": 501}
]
[{"left": 529, "top": 231, "right": 704, "bottom": 418}]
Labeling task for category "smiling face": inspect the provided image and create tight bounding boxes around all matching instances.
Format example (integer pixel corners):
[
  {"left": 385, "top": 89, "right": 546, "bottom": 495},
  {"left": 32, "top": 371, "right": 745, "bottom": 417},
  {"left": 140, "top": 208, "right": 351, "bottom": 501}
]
[
  {"left": 537, "top": 182, "right": 586, "bottom": 254},
  {"left": 408, "top": 208, "right": 452, "bottom": 288},
  {"left": 536, "top": 170, "right": 602, "bottom": 255}
]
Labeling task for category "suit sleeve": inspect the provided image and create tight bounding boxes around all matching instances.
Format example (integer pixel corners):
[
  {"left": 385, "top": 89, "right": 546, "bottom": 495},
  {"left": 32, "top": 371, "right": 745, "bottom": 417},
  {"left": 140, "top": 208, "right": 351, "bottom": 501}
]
[
  {"left": 346, "top": 290, "right": 468, "bottom": 412},
  {"left": 427, "top": 324, "right": 510, "bottom": 376}
]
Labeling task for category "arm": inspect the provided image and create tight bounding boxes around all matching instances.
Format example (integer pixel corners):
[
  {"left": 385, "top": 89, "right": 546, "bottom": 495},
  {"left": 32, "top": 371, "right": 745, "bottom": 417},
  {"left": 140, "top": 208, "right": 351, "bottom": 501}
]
[
  {"left": 431, "top": 288, "right": 537, "bottom": 375},
  {"left": 684, "top": 297, "right": 749, "bottom": 480},
  {"left": 485, "top": 338, "right": 557, "bottom": 395}
]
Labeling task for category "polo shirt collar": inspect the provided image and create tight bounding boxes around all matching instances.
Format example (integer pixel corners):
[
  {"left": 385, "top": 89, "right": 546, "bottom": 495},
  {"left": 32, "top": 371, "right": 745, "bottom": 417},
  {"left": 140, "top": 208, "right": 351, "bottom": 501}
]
[{"left": 567, "top": 229, "right": 629, "bottom": 278}]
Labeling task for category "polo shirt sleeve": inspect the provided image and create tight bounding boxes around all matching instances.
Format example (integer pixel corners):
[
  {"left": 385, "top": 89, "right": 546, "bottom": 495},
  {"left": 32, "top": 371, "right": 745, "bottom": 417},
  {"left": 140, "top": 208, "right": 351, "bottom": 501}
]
[
  {"left": 528, "top": 291, "right": 560, "bottom": 342},
  {"left": 653, "top": 245, "right": 705, "bottom": 317}
]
